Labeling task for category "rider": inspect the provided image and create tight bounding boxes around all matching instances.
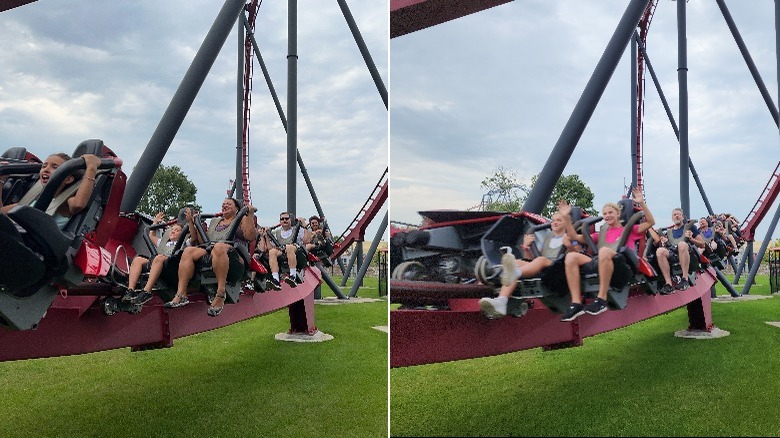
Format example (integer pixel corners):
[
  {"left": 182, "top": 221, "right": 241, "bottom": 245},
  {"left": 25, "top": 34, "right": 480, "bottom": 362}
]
[
  {"left": 1, "top": 153, "right": 102, "bottom": 229},
  {"left": 654, "top": 208, "right": 705, "bottom": 293},
  {"left": 164, "top": 198, "right": 256, "bottom": 317},
  {"left": 121, "top": 212, "right": 185, "bottom": 305},
  {"left": 304, "top": 215, "right": 332, "bottom": 254},
  {"left": 478, "top": 211, "right": 578, "bottom": 319},
  {"left": 267, "top": 212, "right": 308, "bottom": 290},
  {"left": 558, "top": 187, "right": 656, "bottom": 322}
]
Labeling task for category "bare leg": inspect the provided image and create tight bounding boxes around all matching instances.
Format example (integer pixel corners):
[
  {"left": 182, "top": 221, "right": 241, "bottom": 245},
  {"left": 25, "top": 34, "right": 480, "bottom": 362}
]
[
  {"left": 597, "top": 247, "right": 616, "bottom": 300},
  {"left": 127, "top": 256, "right": 149, "bottom": 289},
  {"left": 496, "top": 257, "right": 553, "bottom": 299},
  {"left": 285, "top": 244, "right": 297, "bottom": 269},
  {"left": 565, "top": 252, "right": 591, "bottom": 304},
  {"left": 210, "top": 243, "right": 230, "bottom": 309},
  {"left": 269, "top": 247, "right": 282, "bottom": 274},
  {"left": 656, "top": 247, "right": 672, "bottom": 285},
  {"left": 677, "top": 241, "right": 690, "bottom": 281},
  {"left": 175, "top": 247, "right": 207, "bottom": 302},
  {"left": 144, "top": 254, "right": 168, "bottom": 292}
]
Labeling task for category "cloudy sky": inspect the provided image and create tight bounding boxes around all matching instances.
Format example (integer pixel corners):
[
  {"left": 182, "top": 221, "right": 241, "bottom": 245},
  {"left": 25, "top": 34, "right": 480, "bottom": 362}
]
[
  {"left": 391, "top": 1, "right": 779, "bottom": 242},
  {"left": 0, "top": 1, "right": 387, "bottom": 241}
]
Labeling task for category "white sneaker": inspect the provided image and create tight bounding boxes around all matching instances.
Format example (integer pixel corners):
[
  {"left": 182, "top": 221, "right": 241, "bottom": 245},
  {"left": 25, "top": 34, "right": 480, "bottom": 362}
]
[
  {"left": 500, "top": 253, "right": 519, "bottom": 287},
  {"left": 479, "top": 297, "right": 507, "bottom": 320}
]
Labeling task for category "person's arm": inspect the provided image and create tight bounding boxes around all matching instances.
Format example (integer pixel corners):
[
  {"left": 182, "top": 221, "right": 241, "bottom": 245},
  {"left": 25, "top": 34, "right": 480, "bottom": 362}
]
[
  {"left": 240, "top": 205, "right": 257, "bottom": 242},
  {"left": 557, "top": 200, "right": 586, "bottom": 244},
  {"left": 520, "top": 234, "right": 535, "bottom": 260},
  {"left": 66, "top": 154, "right": 100, "bottom": 215},
  {"left": 149, "top": 212, "right": 164, "bottom": 246},
  {"left": 688, "top": 227, "right": 706, "bottom": 249},
  {"left": 185, "top": 208, "right": 200, "bottom": 246},
  {"left": 631, "top": 187, "right": 655, "bottom": 234}
]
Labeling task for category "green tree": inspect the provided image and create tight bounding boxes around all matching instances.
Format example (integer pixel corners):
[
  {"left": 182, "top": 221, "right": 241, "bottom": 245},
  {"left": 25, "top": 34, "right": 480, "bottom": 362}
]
[
  {"left": 526, "top": 173, "right": 598, "bottom": 217},
  {"left": 480, "top": 166, "right": 528, "bottom": 212},
  {"left": 137, "top": 165, "right": 201, "bottom": 218},
  {"left": 479, "top": 167, "right": 597, "bottom": 217}
]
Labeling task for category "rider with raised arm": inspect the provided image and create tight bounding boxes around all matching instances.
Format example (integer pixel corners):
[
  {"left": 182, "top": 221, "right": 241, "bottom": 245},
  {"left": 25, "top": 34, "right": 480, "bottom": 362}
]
[
  {"left": 478, "top": 211, "right": 578, "bottom": 320},
  {"left": 558, "top": 187, "right": 655, "bottom": 322}
]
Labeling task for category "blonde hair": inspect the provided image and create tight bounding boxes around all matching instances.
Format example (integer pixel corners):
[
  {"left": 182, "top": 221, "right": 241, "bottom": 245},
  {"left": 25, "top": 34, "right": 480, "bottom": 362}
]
[{"left": 602, "top": 202, "right": 621, "bottom": 214}]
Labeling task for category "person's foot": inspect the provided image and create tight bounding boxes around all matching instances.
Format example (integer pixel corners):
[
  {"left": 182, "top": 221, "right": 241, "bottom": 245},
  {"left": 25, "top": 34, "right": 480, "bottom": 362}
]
[
  {"left": 268, "top": 277, "right": 282, "bottom": 291},
  {"left": 584, "top": 298, "right": 608, "bottom": 316},
  {"left": 500, "top": 253, "right": 519, "bottom": 287},
  {"left": 676, "top": 278, "right": 691, "bottom": 291},
  {"left": 163, "top": 294, "right": 189, "bottom": 309},
  {"left": 121, "top": 288, "right": 139, "bottom": 302},
  {"left": 659, "top": 284, "right": 675, "bottom": 295},
  {"left": 478, "top": 296, "right": 507, "bottom": 320},
  {"left": 560, "top": 303, "right": 585, "bottom": 322},
  {"left": 207, "top": 292, "right": 226, "bottom": 317},
  {"left": 131, "top": 291, "right": 154, "bottom": 305},
  {"left": 283, "top": 275, "right": 297, "bottom": 288},
  {"left": 293, "top": 273, "right": 304, "bottom": 285}
]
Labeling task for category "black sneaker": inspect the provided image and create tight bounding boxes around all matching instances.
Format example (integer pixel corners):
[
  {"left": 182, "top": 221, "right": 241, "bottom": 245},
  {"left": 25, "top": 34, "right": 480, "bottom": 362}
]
[
  {"left": 131, "top": 291, "right": 154, "bottom": 305},
  {"left": 121, "top": 288, "right": 139, "bottom": 302},
  {"left": 268, "top": 278, "right": 282, "bottom": 291},
  {"left": 283, "top": 275, "right": 297, "bottom": 288},
  {"left": 675, "top": 279, "right": 690, "bottom": 291},
  {"left": 585, "top": 298, "right": 608, "bottom": 316},
  {"left": 659, "top": 284, "right": 674, "bottom": 295},
  {"left": 560, "top": 303, "right": 585, "bottom": 322}
]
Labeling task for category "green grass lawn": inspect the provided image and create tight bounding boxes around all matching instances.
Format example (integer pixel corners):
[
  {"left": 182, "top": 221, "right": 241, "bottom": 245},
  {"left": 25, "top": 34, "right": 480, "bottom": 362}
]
[
  {"left": 0, "top": 276, "right": 388, "bottom": 437},
  {"left": 390, "top": 274, "right": 780, "bottom": 437}
]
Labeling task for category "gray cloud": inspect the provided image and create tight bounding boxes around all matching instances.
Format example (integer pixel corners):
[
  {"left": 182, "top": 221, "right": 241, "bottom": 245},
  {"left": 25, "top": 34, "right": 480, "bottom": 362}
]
[{"left": 0, "top": 1, "right": 388, "bottom": 240}]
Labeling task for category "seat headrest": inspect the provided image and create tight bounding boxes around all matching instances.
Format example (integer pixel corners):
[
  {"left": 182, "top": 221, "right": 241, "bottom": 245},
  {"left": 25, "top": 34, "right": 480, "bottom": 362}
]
[
  {"left": 617, "top": 198, "right": 636, "bottom": 226},
  {"left": 72, "top": 139, "right": 106, "bottom": 158},
  {"left": 2, "top": 147, "right": 29, "bottom": 160}
]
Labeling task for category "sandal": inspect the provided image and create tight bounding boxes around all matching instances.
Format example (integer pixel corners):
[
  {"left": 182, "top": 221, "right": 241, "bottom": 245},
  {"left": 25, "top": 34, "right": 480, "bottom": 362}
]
[
  {"left": 207, "top": 292, "right": 226, "bottom": 317},
  {"left": 163, "top": 293, "right": 189, "bottom": 309}
]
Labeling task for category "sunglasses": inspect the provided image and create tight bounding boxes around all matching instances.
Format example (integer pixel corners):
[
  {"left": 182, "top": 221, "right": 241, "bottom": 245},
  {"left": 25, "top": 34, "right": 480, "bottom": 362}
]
[{"left": 280, "top": 217, "right": 290, "bottom": 221}]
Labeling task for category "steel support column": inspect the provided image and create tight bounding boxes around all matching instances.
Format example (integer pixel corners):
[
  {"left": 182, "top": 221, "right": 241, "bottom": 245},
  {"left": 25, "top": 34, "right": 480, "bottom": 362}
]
[
  {"left": 348, "top": 213, "right": 388, "bottom": 297},
  {"left": 122, "top": 0, "right": 247, "bottom": 212},
  {"left": 287, "top": 0, "right": 298, "bottom": 217},
  {"left": 677, "top": 0, "right": 690, "bottom": 216},
  {"left": 521, "top": 0, "right": 652, "bottom": 213}
]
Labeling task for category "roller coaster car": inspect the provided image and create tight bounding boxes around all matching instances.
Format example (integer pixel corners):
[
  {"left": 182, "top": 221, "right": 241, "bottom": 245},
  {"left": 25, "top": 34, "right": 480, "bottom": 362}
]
[
  {"left": 391, "top": 210, "right": 548, "bottom": 284},
  {"left": 474, "top": 199, "right": 659, "bottom": 316},
  {"left": 644, "top": 220, "right": 704, "bottom": 291},
  {"left": 0, "top": 139, "right": 124, "bottom": 330},
  {"left": 155, "top": 208, "right": 254, "bottom": 305}
]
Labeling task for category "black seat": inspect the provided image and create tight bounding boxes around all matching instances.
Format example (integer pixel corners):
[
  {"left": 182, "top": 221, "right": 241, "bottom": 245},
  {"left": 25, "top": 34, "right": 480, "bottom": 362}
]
[
  {"left": 0, "top": 139, "right": 121, "bottom": 330},
  {"left": 1, "top": 147, "right": 42, "bottom": 206}
]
